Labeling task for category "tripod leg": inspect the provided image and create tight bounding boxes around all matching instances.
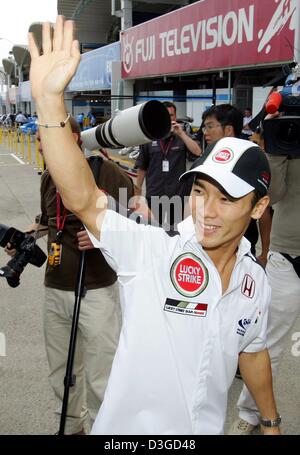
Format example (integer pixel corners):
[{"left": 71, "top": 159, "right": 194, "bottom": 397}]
[{"left": 58, "top": 251, "right": 86, "bottom": 435}]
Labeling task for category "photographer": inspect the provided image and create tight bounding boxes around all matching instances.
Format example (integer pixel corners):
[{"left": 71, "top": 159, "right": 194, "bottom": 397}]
[
  {"left": 136, "top": 101, "right": 202, "bottom": 228},
  {"left": 5, "top": 117, "right": 134, "bottom": 435},
  {"left": 231, "top": 111, "right": 300, "bottom": 434},
  {"left": 27, "top": 17, "right": 281, "bottom": 435}
]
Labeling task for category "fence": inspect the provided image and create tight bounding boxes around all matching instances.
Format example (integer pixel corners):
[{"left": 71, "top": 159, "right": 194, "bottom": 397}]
[{"left": 0, "top": 125, "right": 45, "bottom": 174}]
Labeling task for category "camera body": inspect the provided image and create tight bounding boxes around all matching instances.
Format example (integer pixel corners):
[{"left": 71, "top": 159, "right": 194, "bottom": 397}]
[
  {"left": 263, "top": 64, "right": 300, "bottom": 156},
  {"left": 0, "top": 224, "right": 47, "bottom": 288}
]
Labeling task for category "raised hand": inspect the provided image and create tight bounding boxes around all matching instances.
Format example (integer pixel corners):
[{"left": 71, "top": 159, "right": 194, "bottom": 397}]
[{"left": 28, "top": 16, "right": 81, "bottom": 103}]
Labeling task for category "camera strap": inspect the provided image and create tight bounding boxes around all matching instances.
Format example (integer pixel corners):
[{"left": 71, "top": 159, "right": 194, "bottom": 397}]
[
  {"left": 160, "top": 137, "right": 173, "bottom": 173},
  {"left": 54, "top": 156, "right": 103, "bottom": 241},
  {"left": 159, "top": 137, "right": 173, "bottom": 158},
  {"left": 48, "top": 192, "right": 67, "bottom": 267},
  {"left": 56, "top": 191, "right": 68, "bottom": 243},
  {"left": 48, "top": 157, "right": 103, "bottom": 268}
]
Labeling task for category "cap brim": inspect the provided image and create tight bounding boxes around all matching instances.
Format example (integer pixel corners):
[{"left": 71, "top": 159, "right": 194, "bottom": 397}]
[{"left": 180, "top": 165, "right": 255, "bottom": 198}]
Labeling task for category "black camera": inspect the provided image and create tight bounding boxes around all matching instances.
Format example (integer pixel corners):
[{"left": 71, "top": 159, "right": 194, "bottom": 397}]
[
  {"left": 0, "top": 224, "right": 47, "bottom": 288},
  {"left": 263, "top": 64, "right": 300, "bottom": 156}
]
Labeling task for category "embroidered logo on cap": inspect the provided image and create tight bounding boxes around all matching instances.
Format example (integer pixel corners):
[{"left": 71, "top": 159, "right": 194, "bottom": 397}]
[
  {"left": 170, "top": 253, "right": 209, "bottom": 297},
  {"left": 261, "top": 171, "right": 271, "bottom": 186},
  {"left": 212, "top": 148, "right": 234, "bottom": 163}
]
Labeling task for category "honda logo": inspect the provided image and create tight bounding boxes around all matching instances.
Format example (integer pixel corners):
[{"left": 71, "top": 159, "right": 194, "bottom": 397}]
[{"left": 241, "top": 274, "right": 255, "bottom": 299}]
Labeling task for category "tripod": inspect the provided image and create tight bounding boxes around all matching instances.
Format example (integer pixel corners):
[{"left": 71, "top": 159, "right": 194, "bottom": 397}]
[
  {"left": 58, "top": 250, "right": 86, "bottom": 435},
  {"left": 57, "top": 156, "right": 102, "bottom": 435}
]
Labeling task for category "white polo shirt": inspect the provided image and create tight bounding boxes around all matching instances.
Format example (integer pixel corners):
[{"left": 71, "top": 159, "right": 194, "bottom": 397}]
[{"left": 88, "top": 210, "right": 271, "bottom": 435}]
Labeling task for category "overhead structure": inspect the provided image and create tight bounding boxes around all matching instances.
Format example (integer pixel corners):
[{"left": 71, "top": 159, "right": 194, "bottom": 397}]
[
  {"left": 1, "top": 58, "right": 18, "bottom": 85},
  {"left": 2, "top": 58, "right": 15, "bottom": 76},
  {"left": 58, "top": 0, "right": 113, "bottom": 46},
  {"left": 57, "top": 1, "right": 193, "bottom": 47},
  {"left": 12, "top": 45, "right": 31, "bottom": 80}
]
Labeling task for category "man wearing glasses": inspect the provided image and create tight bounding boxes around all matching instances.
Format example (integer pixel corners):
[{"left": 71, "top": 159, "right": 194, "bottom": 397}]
[{"left": 200, "top": 104, "right": 243, "bottom": 145}]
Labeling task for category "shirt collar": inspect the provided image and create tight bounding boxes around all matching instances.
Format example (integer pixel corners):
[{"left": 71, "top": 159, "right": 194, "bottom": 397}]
[{"left": 177, "top": 216, "right": 197, "bottom": 245}]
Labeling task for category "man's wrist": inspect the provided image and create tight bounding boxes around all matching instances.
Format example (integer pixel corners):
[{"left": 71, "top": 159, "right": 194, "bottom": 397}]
[
  {"left": 260, "top": 249, "right": 269, "bottom": 257},
  {"left": 259, "top": 414, "right": 281, "bottom": 427},
  {"left": 36, "top": 95, "right": 66, "bottom": 118},
  {"left": 177, "top": 129, "right": 185, "bottom": 139}
]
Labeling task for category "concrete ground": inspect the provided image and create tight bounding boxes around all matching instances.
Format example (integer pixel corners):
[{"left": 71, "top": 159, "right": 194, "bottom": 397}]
[{"left": 0, "top": 140, "right": 299, "bottom": 435}]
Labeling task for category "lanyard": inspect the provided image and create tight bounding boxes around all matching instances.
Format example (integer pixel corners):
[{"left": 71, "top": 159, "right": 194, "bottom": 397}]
[
  {"left": 159, "top": 137, "right": 173, "bottom": 158},
  {"left": 56, "top": 191, "right": 67, "bottom": 240}
]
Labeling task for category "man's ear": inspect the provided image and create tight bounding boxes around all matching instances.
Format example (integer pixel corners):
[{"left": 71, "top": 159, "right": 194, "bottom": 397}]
[
  {"left": 251, "top": 195, "right": 270, "bottom": 220},
  {"left": 224, "top": 124, "right": 234, "bottom": 137}
]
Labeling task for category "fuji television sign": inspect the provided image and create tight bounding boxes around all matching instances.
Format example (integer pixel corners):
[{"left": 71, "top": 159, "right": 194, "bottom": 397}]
[{"left": 121, "top": 0, "right": 298, "bottom": 78}]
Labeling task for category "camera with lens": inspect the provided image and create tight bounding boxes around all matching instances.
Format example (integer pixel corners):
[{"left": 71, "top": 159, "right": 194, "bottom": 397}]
[
  {"left": 0, "top": 224, "right": 47, "bottom": 288},
  {"left": 81, "top": 100, "right": 171, "bottom": 151},
  {"left": 263, "top": 63, "right": 300, "bottom": 156}
]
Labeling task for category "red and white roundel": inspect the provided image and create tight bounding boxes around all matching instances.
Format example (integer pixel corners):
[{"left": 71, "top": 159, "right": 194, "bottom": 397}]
[
  {"left": 170, "top": 253, "right": 209, "bottom": 297},
  {"left": 213, "top": 148, "right": 234, "bottom": 163}
]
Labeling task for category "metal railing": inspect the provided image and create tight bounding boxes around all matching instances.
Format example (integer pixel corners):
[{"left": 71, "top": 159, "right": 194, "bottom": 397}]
[{"left": 0, "top": 124, "right": 45, "bottom": 174}]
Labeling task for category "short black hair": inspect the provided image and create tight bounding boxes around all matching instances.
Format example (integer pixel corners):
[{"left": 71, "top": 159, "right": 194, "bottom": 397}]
[
  {"left": 163, "top": 101, "right": 176, "bottom": 112},
  {"left": 202, "top": 104, "right": 243, "bottom": 137},
  {"left": 251, "top": 189, "right": 264, "bottom": 208}
]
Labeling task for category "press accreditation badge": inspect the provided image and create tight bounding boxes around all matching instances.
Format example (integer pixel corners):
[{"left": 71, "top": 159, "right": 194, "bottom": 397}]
[{"left": 162, "top": 160, "right": 169, "bottom": 172}]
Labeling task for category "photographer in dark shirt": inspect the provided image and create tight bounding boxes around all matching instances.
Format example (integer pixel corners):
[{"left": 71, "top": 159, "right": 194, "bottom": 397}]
[{"left": 136, "top": 101, "right": 201, "bottom": 229}]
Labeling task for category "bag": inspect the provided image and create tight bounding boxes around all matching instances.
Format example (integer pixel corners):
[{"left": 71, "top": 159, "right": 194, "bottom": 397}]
[{"left": 281, "top": 253, "right": 300, "bottom": 279}]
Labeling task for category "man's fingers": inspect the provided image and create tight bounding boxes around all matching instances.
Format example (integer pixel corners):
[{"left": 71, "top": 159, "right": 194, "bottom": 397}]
[
  {"left": 71, "top": 40, "right": 81, "bottom": 60},
  {"left": 77, "top": 230, "right": 94, "bottom": 250},
  {"left": 28, "top": 32, "right": 40, "bottom": 59},
  {"left": 78, "top": 236, "right": 94, "bottom": 250},
  {"left": 63, "top": 20, "right": 75, "bottom": 55},
  {"left": 53, "top": 15, "right": 64, "bottom": 51},
  {"left": 77, "top": 230, "right": 88, "bottom": 238},
  {"left": 4, "top": 244, "right": 17, "bottom": 257},
  {"left": 42, "top": 22, "right": 53, "bottom": 55}
]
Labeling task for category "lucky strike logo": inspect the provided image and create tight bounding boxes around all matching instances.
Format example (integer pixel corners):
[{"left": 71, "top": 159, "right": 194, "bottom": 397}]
[
  {"left": 213, "top": 149, "right": 234, "bottom": 163},
  {"left": 170, "top": 253, "right": 208, "bottom": 297}
]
